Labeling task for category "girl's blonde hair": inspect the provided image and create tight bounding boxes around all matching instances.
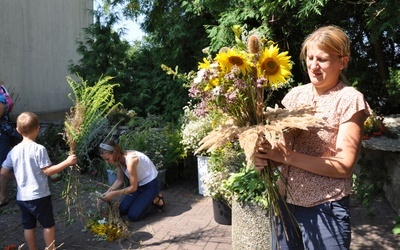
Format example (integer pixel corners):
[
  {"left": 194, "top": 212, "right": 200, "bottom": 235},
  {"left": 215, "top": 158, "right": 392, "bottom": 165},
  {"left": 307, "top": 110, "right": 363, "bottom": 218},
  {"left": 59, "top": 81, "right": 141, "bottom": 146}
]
[{"left": 300, "top": 25, "right": 351, "bottom": 83}]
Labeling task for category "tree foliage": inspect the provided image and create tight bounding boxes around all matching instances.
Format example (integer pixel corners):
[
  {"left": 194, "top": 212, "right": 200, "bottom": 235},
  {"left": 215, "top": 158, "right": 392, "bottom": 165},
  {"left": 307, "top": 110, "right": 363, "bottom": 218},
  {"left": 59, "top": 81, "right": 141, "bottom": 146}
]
[{"left": 73, "top": 0, "right": 400, "bottom": 115}]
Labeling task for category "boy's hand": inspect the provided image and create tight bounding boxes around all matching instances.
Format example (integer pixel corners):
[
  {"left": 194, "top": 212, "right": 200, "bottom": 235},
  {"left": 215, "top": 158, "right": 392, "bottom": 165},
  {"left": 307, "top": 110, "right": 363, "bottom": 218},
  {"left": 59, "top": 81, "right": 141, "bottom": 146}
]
[{"left": 67, "top": 154, "right": 77, "bottom": 166}]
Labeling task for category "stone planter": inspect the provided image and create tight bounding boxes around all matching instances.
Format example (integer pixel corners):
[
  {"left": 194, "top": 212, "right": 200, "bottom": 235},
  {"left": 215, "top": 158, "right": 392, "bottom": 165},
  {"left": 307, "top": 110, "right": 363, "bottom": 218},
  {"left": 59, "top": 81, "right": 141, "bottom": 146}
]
[
  {"left": 232, "top": 197, "right": 271, "bottom": 249},
  {"left": 212, "top": 198, "right": 232, "bottom": 225},
  {"left": 196, "top": 156, "right": 209, "bottom": 195}
]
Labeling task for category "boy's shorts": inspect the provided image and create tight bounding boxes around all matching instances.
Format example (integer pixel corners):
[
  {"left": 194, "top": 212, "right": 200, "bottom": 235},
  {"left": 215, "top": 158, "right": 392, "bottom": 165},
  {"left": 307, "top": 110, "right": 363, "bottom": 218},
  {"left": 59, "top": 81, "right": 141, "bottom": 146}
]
[{"left": 17, "top": 195, "right": 55, "bottom": 229}]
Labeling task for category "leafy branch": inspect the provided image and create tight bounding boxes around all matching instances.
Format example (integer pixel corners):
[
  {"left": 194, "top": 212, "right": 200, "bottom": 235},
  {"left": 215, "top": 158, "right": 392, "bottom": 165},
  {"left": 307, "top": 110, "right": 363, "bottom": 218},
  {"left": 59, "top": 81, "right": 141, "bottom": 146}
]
[{"left": 63, "top": 75, "right": 121, "bottom": 221}]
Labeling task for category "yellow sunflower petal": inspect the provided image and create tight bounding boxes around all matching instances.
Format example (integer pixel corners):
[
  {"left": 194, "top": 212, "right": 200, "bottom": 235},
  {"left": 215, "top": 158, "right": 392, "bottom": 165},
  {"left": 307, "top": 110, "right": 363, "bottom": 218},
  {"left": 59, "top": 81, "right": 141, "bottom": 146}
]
[
  {"left": 198, "top": 58, "right": 211, "bottom": 70},
  {"left": 257, "top": 45, "right": 292, "bottom": 87},
  {"left": 215, "top": 48, "right": 253, "bottom": 75}
]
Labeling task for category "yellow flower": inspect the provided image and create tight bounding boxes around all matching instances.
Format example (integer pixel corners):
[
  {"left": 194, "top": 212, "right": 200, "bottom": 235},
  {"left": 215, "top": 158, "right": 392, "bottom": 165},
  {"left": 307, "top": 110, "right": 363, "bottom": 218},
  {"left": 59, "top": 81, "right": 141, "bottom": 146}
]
[
  {"left": 198, "top": 57, "right": 211, "bottom": 70},
  {"left": 204, "top": 78, "right": 219, "bottom": 91},
  {"left": 215, "top": 48, "right": 253, "bottom": 75},
  {"left": 257, "top": 45, "right": 292, "bottom": 87}
]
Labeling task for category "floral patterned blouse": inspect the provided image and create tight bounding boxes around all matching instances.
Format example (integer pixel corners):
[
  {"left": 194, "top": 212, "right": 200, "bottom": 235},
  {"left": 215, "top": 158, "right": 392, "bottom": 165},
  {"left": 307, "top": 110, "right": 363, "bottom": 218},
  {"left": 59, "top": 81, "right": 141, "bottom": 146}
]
[{"left": 279, "top": 81, "right": 371, "bottom": 207}]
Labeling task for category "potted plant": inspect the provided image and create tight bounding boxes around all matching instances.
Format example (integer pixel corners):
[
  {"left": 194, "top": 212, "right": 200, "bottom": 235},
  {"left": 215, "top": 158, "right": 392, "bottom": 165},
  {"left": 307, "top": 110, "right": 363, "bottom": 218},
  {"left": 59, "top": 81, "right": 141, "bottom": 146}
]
[
  {"left": 180, "top": 105, "right": 216, "bottom": 195},
  {"left": 222, "top": 167, "right": 274, "bottom": 248},
  {"left": 201, "top": 142, "right": 244, "bottom": 225},
  {"left": 105, "top": 163, "right": 118, "bottom": 186}
]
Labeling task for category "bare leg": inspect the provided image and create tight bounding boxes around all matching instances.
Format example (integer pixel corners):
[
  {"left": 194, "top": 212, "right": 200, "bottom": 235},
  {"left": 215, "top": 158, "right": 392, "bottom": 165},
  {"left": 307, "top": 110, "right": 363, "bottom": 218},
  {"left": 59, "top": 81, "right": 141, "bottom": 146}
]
[
  {"left": 24, "top": 228, "right": 37, "bottom": 250},
  {"left": 43, "top": 226, "right": 55, "bottom": 250}
]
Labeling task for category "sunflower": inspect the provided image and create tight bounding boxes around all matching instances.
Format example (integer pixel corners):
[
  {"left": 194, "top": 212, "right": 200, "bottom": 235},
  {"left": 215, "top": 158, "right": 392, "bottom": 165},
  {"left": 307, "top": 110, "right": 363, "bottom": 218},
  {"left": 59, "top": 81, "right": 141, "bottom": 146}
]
[
  {"left": 257, "top": 45, "right": 292, "bottom": 87},
  {"left": 215, "top": 48, "right": 253, "bottom": 75}
]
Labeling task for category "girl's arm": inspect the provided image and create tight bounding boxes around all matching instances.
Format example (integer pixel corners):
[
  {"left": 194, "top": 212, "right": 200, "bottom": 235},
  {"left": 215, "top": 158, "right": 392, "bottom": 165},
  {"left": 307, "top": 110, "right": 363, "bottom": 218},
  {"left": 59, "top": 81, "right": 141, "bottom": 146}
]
[
  {"left": 107, "top": 165, "right": 125, "bottom": 192},
  {"left": 115, "top": 155, "right": 139, "bottom": 195},
  {"left": 102, "top": 154, "right": 139, "bottom": 201}
]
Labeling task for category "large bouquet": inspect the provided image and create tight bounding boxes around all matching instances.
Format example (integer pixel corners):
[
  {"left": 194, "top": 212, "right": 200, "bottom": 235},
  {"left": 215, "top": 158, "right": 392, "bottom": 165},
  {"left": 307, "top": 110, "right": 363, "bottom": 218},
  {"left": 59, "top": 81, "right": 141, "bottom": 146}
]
[
  {"left": 191, "top": 26, "right": 323, "bottom": 164},
  {"left": 190, "top": 25, "right": 292, "bottom": 127},
  {"left": 188, "top": 26, "right": 324, "bottom": 219},
  {"left": 164, "top": 25, "right": 324, "bottom": 221}
]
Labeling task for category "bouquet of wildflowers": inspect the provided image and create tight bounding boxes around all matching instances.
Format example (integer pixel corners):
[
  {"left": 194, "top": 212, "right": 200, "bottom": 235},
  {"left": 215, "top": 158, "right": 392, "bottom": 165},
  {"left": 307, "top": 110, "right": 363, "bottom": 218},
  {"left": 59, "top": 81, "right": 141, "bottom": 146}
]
[
  {"left": 180, "top": 25, "right": 324, "bottom": 225},
  {"left": 190, "top": 25, "right": 292, "bottom": 127},
  {"left": 192, "top": 26, "right": 323, "bottom": 165},
  {"left": 164, "top": 25, "right": 324, "bottom": 229}
]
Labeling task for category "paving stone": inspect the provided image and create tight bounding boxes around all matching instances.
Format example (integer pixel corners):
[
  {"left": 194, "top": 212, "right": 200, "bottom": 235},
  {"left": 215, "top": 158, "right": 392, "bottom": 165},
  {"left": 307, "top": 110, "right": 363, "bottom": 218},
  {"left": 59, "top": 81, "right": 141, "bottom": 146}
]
[{"left": 1, "top": 176, "right": 399, "bottom": 249}]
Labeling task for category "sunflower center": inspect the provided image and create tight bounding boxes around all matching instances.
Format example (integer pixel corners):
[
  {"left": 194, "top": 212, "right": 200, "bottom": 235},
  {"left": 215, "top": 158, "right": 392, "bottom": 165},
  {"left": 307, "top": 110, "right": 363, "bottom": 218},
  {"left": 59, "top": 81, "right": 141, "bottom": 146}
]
[
  {"left": 262, "top": 58, "right": 279, "bottom": 75},
  {"left": 228, "top": 56, "right": 244, "bottom": 66}
]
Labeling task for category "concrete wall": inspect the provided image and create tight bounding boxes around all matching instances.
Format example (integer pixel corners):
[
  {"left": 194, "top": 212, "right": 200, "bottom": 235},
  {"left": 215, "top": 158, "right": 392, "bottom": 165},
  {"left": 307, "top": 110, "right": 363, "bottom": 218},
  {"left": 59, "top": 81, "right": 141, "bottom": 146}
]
[
  {"left": 357, "top": 147, "right": 400, "bottom": 215},
  {"left": 0, "top": 0, "right": 93, "bottom": 120}
]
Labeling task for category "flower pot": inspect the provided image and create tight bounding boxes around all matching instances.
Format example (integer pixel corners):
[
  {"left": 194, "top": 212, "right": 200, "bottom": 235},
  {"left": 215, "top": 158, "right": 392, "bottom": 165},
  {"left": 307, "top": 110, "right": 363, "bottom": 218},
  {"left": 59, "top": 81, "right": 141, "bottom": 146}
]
[
  {"left": 232, "top": 197, "right": 271, "bottom": 249},
  {"left": 212, "top": 198, "right": 232, "bottom": 225},
  {"left": 157, "top": 169, "right": 167, "bottom": 190},
  {"left": 196, "top": 156, "right": 209, "bottom": 195},
  {"left": 107, "top": 169, "right": 117, "bottom": 186}
]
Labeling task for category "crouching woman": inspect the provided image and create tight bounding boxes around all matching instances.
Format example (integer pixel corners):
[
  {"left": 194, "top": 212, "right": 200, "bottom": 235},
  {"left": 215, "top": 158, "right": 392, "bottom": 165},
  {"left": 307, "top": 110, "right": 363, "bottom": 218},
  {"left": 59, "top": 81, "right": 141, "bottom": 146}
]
[{"left": 99, "top": 140, "right": 165, "bottom": 222}]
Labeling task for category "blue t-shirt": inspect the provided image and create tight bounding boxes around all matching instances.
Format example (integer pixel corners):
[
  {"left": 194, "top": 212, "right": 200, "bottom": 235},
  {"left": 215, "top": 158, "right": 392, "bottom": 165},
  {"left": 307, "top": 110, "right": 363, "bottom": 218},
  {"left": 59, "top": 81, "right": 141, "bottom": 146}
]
[
  {"left": 0, "top": 89, "right": 10, "bottom": 130},
  {"left": 2, "top": 141, "right": 52, "bottom": 201},
  {"left": 0, "top": 93, "right": 6, "bottom": 105}
]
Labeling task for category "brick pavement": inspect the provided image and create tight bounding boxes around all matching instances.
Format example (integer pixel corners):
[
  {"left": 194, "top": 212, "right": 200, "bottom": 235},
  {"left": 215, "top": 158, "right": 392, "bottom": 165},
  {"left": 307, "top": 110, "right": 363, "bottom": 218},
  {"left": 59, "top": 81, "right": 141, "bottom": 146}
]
[{"left": 0, "top": 175, "right": 399, "bottom": 249}]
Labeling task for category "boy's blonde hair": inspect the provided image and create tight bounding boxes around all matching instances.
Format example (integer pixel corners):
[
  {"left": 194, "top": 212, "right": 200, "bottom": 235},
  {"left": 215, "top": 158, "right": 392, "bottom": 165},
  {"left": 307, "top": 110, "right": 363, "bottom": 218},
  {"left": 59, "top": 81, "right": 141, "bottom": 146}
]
[{"left": 17, "top": 112, "right": 39, "bottom": 135}]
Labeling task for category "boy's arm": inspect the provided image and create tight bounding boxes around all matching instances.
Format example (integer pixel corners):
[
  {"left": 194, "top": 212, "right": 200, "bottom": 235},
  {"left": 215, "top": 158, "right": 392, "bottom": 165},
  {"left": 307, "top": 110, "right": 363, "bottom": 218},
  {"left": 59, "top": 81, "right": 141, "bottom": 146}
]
[
  {"left": 42, "top": 154, "right": 77, "bottom": 176},
  {"left": 0, "top": 167, "right": 14, "bottom": 179}
]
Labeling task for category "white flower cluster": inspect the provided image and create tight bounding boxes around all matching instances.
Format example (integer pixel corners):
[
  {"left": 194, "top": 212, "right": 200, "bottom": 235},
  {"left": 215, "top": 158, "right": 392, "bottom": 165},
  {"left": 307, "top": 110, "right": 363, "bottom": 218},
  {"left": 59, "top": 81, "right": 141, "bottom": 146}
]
[
  {"left": 97, "top": 218, "right": 107, "bottom": 225},
  {"left": 201, "top": 169, "right": 232, "bottom": 202},
  {"left": 181, "top": 106, "right": 213, "bottom": 155}
]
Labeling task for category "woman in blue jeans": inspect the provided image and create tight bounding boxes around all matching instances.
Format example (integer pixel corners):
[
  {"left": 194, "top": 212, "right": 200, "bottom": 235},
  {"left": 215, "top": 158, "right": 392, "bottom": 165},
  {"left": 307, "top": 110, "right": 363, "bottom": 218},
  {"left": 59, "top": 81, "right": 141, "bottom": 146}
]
[
  {"left": 99, "top": 140, "right": 165, "bottom": 222},
  {"left": 254, "top": 25, "right": 371, "bottom": 249}
]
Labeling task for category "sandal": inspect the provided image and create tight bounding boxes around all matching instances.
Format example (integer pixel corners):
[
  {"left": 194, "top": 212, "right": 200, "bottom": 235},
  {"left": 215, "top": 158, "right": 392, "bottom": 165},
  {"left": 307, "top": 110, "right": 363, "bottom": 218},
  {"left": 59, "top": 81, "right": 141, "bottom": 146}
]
[{"left": 153, "top": 194, "right": 166, "bottom": 212}]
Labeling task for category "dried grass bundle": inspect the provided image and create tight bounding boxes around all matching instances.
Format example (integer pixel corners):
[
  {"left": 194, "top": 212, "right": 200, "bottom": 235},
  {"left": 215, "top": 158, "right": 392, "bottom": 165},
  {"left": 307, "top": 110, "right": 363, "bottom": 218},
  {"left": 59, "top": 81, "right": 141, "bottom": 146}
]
[
  {"left": 197, "top": 105, "right": 325, "bottom": 240},
  {"left": 86, "top": 192, "right": 129, "bottom": 241},
  {"left": 63, "top": 75, "right": 121, "bottom": 221},
  {"left": 196, "top": 105, "right": 325, "bottom": 168}
]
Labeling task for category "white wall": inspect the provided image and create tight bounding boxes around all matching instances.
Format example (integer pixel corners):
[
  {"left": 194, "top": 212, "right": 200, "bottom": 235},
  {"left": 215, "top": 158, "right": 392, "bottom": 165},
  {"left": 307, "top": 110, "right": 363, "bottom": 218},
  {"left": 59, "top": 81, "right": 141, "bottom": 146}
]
[{"left": 0, "top": 0, "right": 93, "bottom": 118}]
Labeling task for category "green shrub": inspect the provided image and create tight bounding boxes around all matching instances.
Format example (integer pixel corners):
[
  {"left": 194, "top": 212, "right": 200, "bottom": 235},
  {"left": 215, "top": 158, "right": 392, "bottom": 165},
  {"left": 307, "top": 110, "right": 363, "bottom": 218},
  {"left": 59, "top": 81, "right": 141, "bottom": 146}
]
[
  {"left": 118, "top": 115, "right": 185, "bottom": 183},
  {"left": 223, "top": 167, "right": 270, "bottom": 209},
  {"left": 37, "top": 123, "right": 69, "bottom": 166}
]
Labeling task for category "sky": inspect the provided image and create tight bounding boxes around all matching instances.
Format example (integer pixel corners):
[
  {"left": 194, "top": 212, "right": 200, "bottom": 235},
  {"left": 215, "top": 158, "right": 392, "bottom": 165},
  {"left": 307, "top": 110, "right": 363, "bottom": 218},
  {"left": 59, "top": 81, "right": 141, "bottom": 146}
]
[
  {"left": 115, "top": 18, "right": 145, "bottom": 42},
  {"left": 94, "top": 0, "right": 145, "bottom": 42}
]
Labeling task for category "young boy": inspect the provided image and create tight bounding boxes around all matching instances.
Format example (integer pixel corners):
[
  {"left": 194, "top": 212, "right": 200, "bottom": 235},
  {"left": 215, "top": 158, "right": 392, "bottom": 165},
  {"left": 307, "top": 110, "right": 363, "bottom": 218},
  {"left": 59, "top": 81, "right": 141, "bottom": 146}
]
[{"left": 0, "top": 112, "right": 77, "bottom": 250}]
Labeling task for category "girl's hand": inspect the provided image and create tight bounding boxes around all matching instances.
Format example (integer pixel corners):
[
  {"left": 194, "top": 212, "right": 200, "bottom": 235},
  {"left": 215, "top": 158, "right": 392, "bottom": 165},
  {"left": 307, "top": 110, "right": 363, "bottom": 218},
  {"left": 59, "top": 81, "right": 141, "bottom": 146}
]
[{"left": 101, "top": 191, "right": 117, "bottom": 201}]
